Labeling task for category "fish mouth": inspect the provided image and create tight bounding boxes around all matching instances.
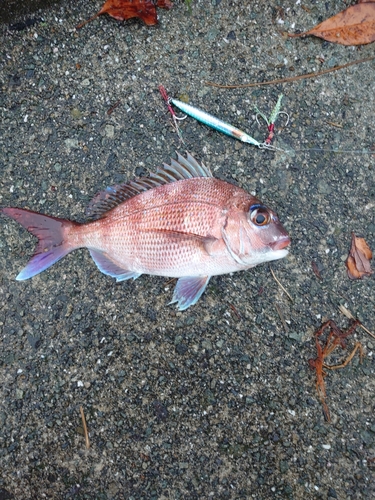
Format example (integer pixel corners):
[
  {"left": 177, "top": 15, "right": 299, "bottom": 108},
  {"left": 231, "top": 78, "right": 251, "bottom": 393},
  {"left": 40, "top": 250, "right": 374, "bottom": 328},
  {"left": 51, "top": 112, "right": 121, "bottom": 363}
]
[{"left": 270, "top": 236, "right": 291, "bottom": 251}]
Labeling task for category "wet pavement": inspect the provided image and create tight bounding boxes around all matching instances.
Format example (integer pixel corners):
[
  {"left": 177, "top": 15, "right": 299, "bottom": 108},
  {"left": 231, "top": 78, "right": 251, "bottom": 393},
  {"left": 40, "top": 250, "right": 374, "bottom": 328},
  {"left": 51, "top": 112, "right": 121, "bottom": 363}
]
[
  {"left": 0, "top": 0, "right": 374, "bottom": 498},
  {"left": 0, "top": 0, "right": 63, "bottom": 24}
]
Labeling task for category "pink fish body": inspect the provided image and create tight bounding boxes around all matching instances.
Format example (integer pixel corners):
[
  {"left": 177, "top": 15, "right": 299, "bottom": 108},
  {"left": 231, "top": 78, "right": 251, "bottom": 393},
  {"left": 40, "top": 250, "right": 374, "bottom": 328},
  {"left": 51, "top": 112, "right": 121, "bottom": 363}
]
[{"left": 1, "top": 153, "right": 290, "bottom": 310}]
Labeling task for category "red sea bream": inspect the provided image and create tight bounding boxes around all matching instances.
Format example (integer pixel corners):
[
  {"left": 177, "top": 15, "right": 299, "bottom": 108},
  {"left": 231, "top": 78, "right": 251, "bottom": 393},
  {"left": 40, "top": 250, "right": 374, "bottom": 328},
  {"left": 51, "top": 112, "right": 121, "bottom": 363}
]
[{"left": 1, "top": 153, "right": 290, "bottom": 310}]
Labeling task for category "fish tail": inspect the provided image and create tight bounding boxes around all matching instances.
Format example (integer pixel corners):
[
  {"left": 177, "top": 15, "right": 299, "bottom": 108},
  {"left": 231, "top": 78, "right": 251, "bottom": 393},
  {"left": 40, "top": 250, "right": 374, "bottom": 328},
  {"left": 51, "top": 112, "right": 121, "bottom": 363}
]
[{"left": 1, "top": 207, "right": 79, "bottom": 280}]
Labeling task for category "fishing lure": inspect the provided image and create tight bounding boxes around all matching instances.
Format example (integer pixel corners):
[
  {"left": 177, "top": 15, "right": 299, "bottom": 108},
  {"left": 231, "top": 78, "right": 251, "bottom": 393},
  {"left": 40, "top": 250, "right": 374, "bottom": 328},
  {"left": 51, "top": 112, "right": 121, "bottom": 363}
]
[
  {"left": 170, "top": 98, "right": 265, "bottom": 148},
  {"left": 160, "top": 88, "right": 375, "bottom": 156},
  {"left": 159, "top": 86, "right": 277, "bottom": 150}
]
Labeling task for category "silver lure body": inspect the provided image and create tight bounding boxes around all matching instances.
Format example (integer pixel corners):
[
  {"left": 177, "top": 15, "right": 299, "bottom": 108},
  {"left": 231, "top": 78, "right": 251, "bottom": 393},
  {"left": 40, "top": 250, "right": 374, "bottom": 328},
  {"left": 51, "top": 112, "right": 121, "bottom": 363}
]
[{"left": 170, "top": 98, "right": 261, "bottom": 147}]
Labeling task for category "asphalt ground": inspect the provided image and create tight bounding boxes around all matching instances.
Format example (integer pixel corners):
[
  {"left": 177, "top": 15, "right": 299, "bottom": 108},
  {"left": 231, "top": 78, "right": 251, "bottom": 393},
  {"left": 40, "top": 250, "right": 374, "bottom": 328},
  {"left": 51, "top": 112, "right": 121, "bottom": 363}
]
[{"left": 0, "top": 1, "right": 374, "bottom": 498}]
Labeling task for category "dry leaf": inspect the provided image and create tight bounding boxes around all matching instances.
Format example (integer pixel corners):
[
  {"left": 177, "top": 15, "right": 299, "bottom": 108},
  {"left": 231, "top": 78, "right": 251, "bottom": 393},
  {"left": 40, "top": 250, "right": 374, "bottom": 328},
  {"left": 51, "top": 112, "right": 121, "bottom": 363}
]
[
  {"left": 346, "top": 232, "right": 373, "bottom": 279},
  {"left": 289, "top": 3, "right": 375, "bottom": 45},
  {"left": 311, "top": 260, "right": 322, "bottom": 279},
  {"left": 77, "top": 0, "right": 173, "bottom": 29}
]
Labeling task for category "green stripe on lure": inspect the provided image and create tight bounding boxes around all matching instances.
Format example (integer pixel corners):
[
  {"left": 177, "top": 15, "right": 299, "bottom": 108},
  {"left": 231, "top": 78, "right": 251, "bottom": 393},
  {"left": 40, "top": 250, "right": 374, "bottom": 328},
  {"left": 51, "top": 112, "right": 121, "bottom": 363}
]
[{"left": 170, "top": 98, "right": 277, "bottom": 151}]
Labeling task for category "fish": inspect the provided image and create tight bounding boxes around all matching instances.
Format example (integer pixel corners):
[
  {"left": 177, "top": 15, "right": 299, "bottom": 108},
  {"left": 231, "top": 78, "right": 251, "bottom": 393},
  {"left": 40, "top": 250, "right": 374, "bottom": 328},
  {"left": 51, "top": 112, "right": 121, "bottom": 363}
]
[{"left": 0, "top": 152, "right": 290, "bottom": 310}]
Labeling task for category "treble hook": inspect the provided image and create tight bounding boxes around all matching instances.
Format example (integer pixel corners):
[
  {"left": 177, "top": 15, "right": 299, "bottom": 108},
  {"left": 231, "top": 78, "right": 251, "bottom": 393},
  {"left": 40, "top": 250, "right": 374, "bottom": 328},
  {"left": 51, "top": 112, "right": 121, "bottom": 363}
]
[{"left": 254, "top": 95, "right": 289, "bottom": 145}]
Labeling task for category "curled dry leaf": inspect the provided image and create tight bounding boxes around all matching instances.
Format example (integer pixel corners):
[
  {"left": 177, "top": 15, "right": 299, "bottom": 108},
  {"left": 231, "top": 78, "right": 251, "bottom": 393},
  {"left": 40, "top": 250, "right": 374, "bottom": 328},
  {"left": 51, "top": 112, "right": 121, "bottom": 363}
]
[
  {"left": 346, "top": 232, "right": 373, "bottom": 279},
  {"left": 289, "top": 3, "right": 375, "bottom": 45},
  {"left": 77, "top": 0, "right": 173, "bottom": 29},
  {"left": 309, "top": 319, "right": 363, "bottom": 422},
  {"left": 311, "top": 260, "right": 322, "bottom": 280}
]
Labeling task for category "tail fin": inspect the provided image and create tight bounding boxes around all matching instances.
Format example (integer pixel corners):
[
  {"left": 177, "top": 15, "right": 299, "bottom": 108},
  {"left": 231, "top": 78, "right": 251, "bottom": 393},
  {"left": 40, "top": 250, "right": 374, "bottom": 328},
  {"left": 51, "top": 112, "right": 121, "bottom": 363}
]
[{"left": 1, "top": 207, "right": 78, "bottom": 280}]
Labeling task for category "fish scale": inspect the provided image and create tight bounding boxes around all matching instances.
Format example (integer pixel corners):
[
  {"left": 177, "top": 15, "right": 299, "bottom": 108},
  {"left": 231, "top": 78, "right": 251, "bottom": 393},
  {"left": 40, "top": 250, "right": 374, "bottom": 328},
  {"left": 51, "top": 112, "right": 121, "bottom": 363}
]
[
  {"left": 1, "top": 152, "right": 290, "bottom": 310},
  {"left": 78, "top": 177, "right": 236, "bottom": 276}
]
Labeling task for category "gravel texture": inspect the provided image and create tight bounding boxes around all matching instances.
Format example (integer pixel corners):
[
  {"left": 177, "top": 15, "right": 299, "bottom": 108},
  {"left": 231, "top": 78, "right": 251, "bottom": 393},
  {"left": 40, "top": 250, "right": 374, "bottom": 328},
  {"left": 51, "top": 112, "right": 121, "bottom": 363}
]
[
  {"left": 1, "top": 1, "right": 375, "bottom": 498},
  {"left": 0, "top": 1, "right": 61, "bottom": 25}
]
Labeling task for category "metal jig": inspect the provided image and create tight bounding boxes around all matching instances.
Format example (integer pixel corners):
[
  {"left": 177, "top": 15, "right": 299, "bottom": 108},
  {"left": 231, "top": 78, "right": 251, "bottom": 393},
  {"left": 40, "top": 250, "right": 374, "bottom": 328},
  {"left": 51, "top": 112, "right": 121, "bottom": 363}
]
[
  {"left": 170, "top": 98, "right": 263, "bottom": 148},
  {"left": 159, "top": 86, "right": 285, "bottom": 152}
]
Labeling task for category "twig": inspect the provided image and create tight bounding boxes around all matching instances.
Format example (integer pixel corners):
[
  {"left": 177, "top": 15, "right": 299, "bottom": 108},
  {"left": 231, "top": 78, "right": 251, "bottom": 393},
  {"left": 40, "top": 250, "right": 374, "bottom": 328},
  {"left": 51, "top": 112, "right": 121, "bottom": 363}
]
[
  {"left": 229, "top": 303, "right": 241, "bottom": 320},
  {"left": 275, "top": 303, "right": 289, "bottom": 333},
  {"left": 270, "top": 267, "right": 293, "bottom": 302},
  {"left": 107, "top": 100, "right": 121, "bottom": 116},
  {"left": 76, "top": 13, "right": 100, "bottom": 30},
  {"left": 326, "top": 121, "right": 343, "bottom": 128},
  {"left": 80, "top": 406, "right": 90, "bottom": 449},
  {"left": 205, "top": 56, "right": 375, "bottom": 89},
  {"left": 338, "top": 305, "right": 375, "bottom": 340}
]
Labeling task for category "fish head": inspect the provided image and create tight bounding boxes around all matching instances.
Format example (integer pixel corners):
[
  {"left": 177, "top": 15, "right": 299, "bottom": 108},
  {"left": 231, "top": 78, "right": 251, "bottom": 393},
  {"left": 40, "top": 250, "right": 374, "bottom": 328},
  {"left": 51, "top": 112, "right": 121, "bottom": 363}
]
[{"left": 223, "top": 200, "right": 290, "bottom": 268}]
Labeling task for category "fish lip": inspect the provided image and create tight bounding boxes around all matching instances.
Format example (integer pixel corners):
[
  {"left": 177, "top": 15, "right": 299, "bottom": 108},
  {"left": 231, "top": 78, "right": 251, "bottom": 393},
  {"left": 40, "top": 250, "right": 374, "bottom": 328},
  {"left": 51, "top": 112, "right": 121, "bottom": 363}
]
[{"left": 270, "top": 236, "right": 291, "bottom": 251}]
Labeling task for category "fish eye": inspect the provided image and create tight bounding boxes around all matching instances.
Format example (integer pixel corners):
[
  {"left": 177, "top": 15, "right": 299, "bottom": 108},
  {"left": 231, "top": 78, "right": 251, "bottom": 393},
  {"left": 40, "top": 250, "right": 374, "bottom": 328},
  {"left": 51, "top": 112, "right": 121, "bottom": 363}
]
[{"left": 250, "top": 205, "right": 271, "bottom": 226}]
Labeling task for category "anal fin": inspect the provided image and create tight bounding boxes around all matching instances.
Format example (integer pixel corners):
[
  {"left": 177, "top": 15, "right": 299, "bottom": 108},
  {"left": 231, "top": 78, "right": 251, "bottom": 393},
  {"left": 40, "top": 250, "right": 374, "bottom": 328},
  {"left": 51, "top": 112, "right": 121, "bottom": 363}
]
[
  {"left": 89, "top": 249, "right": 141, "bottom": 282},
  {"left": 170, "top": 276, "right": 211, "bottom": 311}
]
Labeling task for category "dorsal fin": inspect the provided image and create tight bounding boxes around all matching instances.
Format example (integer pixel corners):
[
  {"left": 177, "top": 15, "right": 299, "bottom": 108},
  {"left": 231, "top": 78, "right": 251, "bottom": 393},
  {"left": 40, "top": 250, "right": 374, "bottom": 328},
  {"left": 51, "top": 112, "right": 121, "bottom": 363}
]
[{"left": 86, "top": 152, "right": 212, "bottom": 220}]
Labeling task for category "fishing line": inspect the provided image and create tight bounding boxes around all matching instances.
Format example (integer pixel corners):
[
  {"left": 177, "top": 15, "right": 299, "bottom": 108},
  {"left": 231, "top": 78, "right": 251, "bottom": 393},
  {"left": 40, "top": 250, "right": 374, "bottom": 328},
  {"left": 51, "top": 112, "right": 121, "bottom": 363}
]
[
  {"left": 159, "top": 87, "right": 374, "bottom": 157},
  {"left": 274, "top": 146, "right": 375, "bottom": 156}
]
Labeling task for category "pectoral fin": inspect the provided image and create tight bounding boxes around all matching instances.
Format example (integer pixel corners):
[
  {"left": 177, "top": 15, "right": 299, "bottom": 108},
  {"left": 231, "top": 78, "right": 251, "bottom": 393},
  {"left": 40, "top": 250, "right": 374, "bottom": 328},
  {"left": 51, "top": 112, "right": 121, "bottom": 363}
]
[{"left": 170, "top": 275, "right": 211, "bottom": 311}]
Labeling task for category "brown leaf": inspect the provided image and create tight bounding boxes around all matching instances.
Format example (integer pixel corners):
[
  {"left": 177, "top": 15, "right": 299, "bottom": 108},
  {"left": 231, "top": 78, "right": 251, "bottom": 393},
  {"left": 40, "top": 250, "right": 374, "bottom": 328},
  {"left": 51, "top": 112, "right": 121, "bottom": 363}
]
[
  {"left": 346, "top": 232, "right": 373, "bottom": 279},
  {"left": 289, "top": 4, "right": 375, "bottom": 45},
  {"left": 311, "top": 260, "right": 322, "bottom": 280},
  {"left": 77, "top": 0, "right": 173, "bottom": 29},
  {"left": 156, "top": 0, "right": 173, "bottom": 7}
]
